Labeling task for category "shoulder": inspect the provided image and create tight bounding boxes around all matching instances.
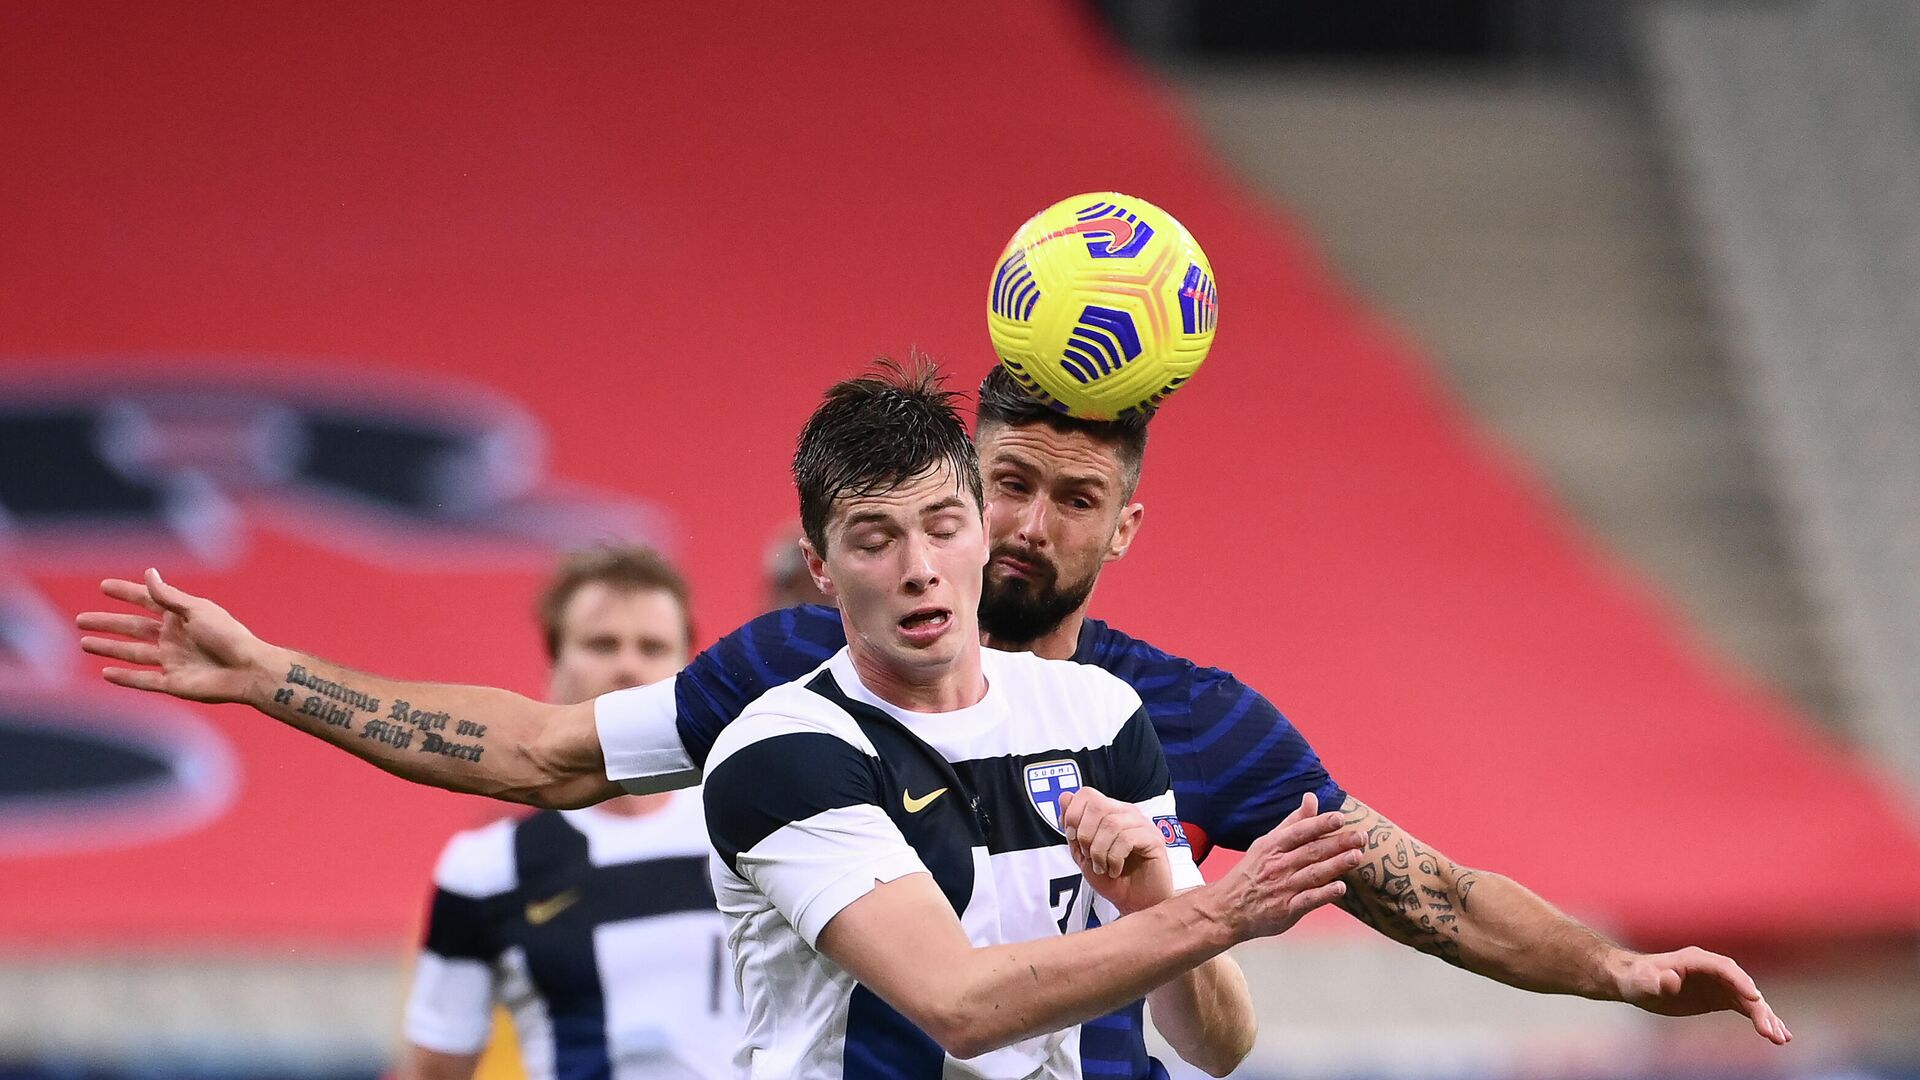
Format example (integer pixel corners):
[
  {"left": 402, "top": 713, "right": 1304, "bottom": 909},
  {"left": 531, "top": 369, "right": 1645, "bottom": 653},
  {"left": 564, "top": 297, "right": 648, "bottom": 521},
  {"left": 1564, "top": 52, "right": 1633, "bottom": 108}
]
[
  {"left": 1014, "top": 647, "right": 1140, "bottom": 705},
  {"left": 989, "top": 648, "right": 1144, "bottom": 745},
  {"left": 430, "top": 815, "right": 522, "bottom": 898},
  {"left": 711, "top": 604, "right": 846, "bottom": 662},
  {"left": 704, "top": 680, "right": 873, "bottom": 773},
  {"left": 1079, "top": 619, "right": 1251, "bottom": 704}
]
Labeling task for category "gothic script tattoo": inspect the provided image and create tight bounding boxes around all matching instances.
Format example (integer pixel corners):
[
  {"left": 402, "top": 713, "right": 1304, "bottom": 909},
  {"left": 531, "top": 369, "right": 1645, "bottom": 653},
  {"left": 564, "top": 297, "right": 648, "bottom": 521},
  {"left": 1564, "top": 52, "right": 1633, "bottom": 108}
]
[
  {"left": 280, "top": 663, "right": 383, "bottom": 731},
  {"left": 1335, "top": 796, "right": 1482, "bottom": 965}
]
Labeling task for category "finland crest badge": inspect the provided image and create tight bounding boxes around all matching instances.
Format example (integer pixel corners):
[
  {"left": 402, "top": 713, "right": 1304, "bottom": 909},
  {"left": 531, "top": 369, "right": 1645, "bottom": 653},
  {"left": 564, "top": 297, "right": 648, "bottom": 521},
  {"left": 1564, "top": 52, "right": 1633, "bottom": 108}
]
[{"left": 1025, "top": 759, "right": 1083, "bottom": 835}]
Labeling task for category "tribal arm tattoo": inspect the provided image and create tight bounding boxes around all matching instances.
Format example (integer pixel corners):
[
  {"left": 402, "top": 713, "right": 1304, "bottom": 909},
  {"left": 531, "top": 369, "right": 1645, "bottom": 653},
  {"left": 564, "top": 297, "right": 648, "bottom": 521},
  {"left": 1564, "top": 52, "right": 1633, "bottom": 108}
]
[{"left": 1335, "top": 796, "right": 1622, "bottom": 998}]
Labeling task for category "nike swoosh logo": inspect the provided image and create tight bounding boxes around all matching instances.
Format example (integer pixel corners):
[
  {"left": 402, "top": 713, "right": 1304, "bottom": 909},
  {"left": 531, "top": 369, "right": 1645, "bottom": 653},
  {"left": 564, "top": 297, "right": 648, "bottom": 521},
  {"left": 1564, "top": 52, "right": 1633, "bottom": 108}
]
[
  {"left": 1036, "top": 217, "right": 1137, "bottom": 251},
  {"left": 525, "top": 889, "right": 580, "bottom": 926},
  {"left": 902, "top": 787, "right": 948, "bottom": 814}
]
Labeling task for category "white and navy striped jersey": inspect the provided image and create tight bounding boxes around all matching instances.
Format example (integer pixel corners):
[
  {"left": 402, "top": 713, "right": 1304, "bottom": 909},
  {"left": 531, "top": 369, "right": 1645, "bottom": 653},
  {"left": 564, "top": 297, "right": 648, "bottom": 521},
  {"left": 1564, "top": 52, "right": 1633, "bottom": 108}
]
[
  {"left": 701, "top": 647, "right": 1203, "bottom": 1080},
  {"left": 404, "top": 792, "right": 741, "bottom": 1080}
]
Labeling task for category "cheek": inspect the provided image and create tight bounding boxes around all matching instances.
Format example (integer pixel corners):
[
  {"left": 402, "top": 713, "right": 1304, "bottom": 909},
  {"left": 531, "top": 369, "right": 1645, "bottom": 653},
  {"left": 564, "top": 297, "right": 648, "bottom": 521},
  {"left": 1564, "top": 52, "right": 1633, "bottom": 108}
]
[
  {"left": 831, "top": 576, "right": 880, "bottom": 613},
  {"left": 944, "top": 541, "right": 988, "bottom": 579},
  {"left": 985, "top": 506, "right": 1016, "bottom": 544},
  {"left": 1061, "top": 528, "right": 1109, "bottom": 573},
  {"left": 635, "top": 659, "right": 680, "bottom": 684}
]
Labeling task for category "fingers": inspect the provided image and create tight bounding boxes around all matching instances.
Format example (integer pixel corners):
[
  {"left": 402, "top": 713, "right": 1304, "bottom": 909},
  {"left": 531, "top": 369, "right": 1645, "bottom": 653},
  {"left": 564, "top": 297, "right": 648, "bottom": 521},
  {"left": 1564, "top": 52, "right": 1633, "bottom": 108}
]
[
  {"left": 1286, "top": 878, "right": 1348, "bottom": 918},
  {"left": 1080, "top": 819, "right": 1120, "bottom": 876},
  {"left": 1257, "top": 808, "right": 1350, "bottom": 862},
  {"left": 1287, "top": 829, "right": 1367, "bottom": 869},
  {"left": 76, "top": 612, "right": 162, "bottom": 640},
  {"left": 1744, "top": 993, "right": 1789, "bottom": 1044},
  {"left": 1657, "top": 949, "right": 1790, "bottom": 1044},
  {"left": 1068, "top": 790, "right": 1156, "bottom": 876},
  {"left": 101, "top": 667, "right": 168, "bottom": 692},
  {"left": 1285, "top": 837, "right": 1365, "bottom": 893},
  {"left": 100, "top": 578, "right": 164, "bottom": 615},
  {"left": 1696, "top": 953, "right": 1786, "bottom": 1043},
  {"left": 1696, "top": 950, "right": 1762, "bottom": 1002},
  {"left": 1060, "top": 789, "right": 1085, "bottom": 836},
  {"left": 1061, "top": 788, "right": 1106, "bottom": 848},
  {"left": 80, "top": 636, "right": 160, "bottom": 666},
  {"left": 1279, "top": 790, "right": 1318, "bottom": 828},
  {"left": 145, "top": 568, "right": 194, "bottom": 616},
  {"left": 1095, "top": 820, "right": 1154, "bottom": 878},
  {"left": 1070, "top": 792, "right": 1170, "bottom": 880},
  {"left": 1756, "top": 1004, "right": 1790, "bottom": 1045}
]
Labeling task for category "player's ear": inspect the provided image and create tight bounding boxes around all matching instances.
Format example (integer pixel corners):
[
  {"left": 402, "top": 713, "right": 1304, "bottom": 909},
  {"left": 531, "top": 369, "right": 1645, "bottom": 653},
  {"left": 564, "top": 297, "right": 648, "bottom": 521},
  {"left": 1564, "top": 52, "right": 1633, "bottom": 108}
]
[
  {"left": 799, "top": 537, "right": 836, "bottom": 600},
  {"left": 1104, "top": 502, "right": 1144, "bottom": 564}
]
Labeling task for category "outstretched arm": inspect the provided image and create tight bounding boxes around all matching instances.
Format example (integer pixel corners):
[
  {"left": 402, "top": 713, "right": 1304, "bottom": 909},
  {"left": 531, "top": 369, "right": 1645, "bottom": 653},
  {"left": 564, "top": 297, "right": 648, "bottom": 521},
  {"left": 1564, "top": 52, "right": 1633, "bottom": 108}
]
[
  {"left": 76, "top": 570, "right": 620, "bottom": 809},
  {"left": 1334, "top": 796, "right": 1791, "bottom": 1044}
]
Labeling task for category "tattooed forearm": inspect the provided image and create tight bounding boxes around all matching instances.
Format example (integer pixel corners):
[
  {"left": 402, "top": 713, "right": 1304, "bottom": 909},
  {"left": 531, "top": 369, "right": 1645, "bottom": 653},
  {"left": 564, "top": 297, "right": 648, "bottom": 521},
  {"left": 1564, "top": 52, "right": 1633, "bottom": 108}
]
[
  {"left": 285, "top": 663, "right": 381, "bottom": 712},
  {"left": 277, "top": 663, "right": 385, "bottom": 730},
  {"left": 1332, "top": 796, "right": 1621, "bottom": 997},
  {"left": 1335, "top": 796, "right": 1479, "bottom": 965},
  {"left": 368, "top": 699, "right": 487, "bottom": 759},
  {"left": 272, "top": 667, "right": 486, "bottom": 760}
]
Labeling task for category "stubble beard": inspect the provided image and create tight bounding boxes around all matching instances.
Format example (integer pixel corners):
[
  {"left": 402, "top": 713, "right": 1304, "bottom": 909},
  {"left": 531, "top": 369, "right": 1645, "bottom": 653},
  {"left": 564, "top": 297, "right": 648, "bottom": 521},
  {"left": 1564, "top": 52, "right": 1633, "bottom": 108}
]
[{"left": 977, "top": 546, "right": 1097, "bottom": 647}]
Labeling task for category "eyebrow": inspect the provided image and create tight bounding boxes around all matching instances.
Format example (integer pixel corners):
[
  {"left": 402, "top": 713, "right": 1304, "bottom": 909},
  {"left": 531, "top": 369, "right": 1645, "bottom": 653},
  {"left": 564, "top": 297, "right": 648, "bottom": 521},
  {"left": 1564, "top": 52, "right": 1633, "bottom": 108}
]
[
  {"left": 988, "top": 455, "right": 1110, "bottom": 491},
  {"left": 1055, "top": 473, "right": 1111, "bottom": 491},
  {"left": 840, "top": 496, "right": 970, "bottom": 531},
  {"left": 840, "top": 510, "right": 898, "bottom": 530}
]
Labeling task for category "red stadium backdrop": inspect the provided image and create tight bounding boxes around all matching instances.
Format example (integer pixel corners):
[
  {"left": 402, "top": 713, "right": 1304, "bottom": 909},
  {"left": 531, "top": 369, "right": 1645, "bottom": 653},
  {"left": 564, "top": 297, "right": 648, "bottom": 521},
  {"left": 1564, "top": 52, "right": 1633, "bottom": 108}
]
[{"left": 4, "top": 0, "right": 1919, "bottom": 951}]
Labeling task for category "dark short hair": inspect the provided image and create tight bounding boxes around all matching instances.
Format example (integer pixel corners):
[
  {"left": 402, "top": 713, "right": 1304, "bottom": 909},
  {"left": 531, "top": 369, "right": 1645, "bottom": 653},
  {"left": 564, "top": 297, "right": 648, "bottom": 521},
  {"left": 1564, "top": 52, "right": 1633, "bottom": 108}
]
[
  {"left": 537, "top": 545, "right": 694, "bottom": 660},
  {"left": 794, "top": 358, "right": 984, "bottom": 554},
  {"left": 974, "top": 366, "right": 1151, "bottom": 498}
]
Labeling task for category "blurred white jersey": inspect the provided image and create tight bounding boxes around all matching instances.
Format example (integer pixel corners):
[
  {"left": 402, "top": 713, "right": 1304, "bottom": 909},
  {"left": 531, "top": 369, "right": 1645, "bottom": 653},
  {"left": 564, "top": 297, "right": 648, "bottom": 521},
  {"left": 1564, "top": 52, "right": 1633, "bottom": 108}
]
[{"left": 404, "top": 791, "right": 740, "bottom": 1080}]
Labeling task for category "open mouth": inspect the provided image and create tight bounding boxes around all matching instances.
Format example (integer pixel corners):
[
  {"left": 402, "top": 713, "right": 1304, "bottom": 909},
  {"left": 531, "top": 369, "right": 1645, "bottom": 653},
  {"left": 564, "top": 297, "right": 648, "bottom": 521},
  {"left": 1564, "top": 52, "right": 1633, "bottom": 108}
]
[{"left": 898, "top": 607, "right": 952, "bottom": 633}]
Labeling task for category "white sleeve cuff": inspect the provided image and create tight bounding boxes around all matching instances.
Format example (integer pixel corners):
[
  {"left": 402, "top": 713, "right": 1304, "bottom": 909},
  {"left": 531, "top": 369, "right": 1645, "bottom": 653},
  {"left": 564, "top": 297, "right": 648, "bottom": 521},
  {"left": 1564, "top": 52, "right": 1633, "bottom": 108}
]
[
  {"left": 596, "top": 677, "right": 699, "bottom": 794},
  {"left": 1166, "top": 840, "right": 1204, "bottom": 892},
  {"left": 402, "top": 952, "right": 496, "bottom": 1054},
  {"left": 789, "top": 850, "right": 931, "bottom": 948},
  {"left": 1134, "top": 792, "right": 1205, "bottom": 892}
]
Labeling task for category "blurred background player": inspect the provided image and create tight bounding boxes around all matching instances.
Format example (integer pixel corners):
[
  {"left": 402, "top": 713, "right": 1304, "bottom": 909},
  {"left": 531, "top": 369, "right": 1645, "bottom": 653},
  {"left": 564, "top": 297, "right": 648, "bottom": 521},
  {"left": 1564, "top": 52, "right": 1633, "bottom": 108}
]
[
  {"left": 401, "top": 547, "right": 738, "bottom": 1080},
  {"left": 761, "top": 520, "right": 831, "bottom": 611}
]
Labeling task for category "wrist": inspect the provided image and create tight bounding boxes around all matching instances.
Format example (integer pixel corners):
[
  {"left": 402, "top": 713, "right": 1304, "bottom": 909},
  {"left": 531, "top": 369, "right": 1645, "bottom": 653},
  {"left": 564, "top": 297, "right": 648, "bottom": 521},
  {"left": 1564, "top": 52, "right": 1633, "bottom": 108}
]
[
  {"left": 1595, "top": 943, "right": 1638, "bottom": 1001},
  {"left": 1180, "top": 883, "right": 1244, "bottom": 951},
  {"left": 246, "top": 643, "right": 297, "bottom": 706}
]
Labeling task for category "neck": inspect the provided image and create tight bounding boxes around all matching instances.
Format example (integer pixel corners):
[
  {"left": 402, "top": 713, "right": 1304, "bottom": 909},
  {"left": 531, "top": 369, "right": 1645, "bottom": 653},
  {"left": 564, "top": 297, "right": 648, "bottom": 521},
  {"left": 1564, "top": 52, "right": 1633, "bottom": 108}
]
[
  {"left": 980, "top": 602, "right": 1089, "bottom": 661},
  {"left": 595, "top": 792, "right": 672, "bottom": 817},
  {"left": 845, "top": 634, "right": 988, "bottom": 713}
]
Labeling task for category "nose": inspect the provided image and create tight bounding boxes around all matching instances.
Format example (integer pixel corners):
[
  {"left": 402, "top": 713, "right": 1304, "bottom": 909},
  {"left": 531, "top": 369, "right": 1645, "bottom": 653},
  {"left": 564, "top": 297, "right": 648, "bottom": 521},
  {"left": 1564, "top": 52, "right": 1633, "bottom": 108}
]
[
  {"left": 1016, "top": 496, "right": 1049, "bottom": 548},
  {"left": 901, "top": 531, "right": 940, "bottom": 595},
  {"left": 609, "top": 658, "right": 645, "bottom": 689}
]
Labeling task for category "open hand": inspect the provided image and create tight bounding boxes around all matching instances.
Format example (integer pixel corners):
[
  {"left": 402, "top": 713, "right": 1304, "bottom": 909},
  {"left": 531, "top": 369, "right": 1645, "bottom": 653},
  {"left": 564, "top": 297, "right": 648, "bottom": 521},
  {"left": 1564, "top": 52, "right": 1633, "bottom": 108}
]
[
  {"left": 1209, "top": 792, "right": 1367, "bottom": 942},
  {"left": 1614, "top": 946, "right": 1791, "bottom": 1044},
  {"left": 1059, "top": 787, "right": 1174, "bottom": 915},
  {"left": 77, "top": 569, "right": 270, "bottom": 704}
]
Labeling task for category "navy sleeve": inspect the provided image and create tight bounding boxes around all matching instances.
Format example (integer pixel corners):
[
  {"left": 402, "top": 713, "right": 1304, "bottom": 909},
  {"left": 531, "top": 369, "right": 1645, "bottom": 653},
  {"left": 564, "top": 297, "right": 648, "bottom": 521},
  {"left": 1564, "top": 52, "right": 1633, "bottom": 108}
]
[
  {"left": 420, "top": 889, "right": 503, "bottom": 961},
  {"left": 673, "top": 604, "right": 846, "bottom": 768},
  {"left": 1169, "top": 669, "right": 1346, "bottom": 853},
  {"left": 1104, "top": 706, "right": 1174, "bottom": 805}
]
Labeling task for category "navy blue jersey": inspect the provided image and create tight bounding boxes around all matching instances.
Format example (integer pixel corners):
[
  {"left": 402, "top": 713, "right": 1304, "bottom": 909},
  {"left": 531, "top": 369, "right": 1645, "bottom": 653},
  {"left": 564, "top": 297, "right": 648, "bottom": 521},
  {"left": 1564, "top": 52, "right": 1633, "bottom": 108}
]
[{"left": 665, "top": 604, "right": 1345, "bottom": 1080}]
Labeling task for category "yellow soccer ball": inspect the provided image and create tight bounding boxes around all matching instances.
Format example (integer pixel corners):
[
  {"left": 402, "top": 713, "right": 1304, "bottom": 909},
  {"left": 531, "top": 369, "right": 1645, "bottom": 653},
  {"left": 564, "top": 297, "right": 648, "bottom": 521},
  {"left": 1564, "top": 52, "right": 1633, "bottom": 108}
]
[{"left": 987, "top": 192, "right": 1217, "bottom": 420}]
